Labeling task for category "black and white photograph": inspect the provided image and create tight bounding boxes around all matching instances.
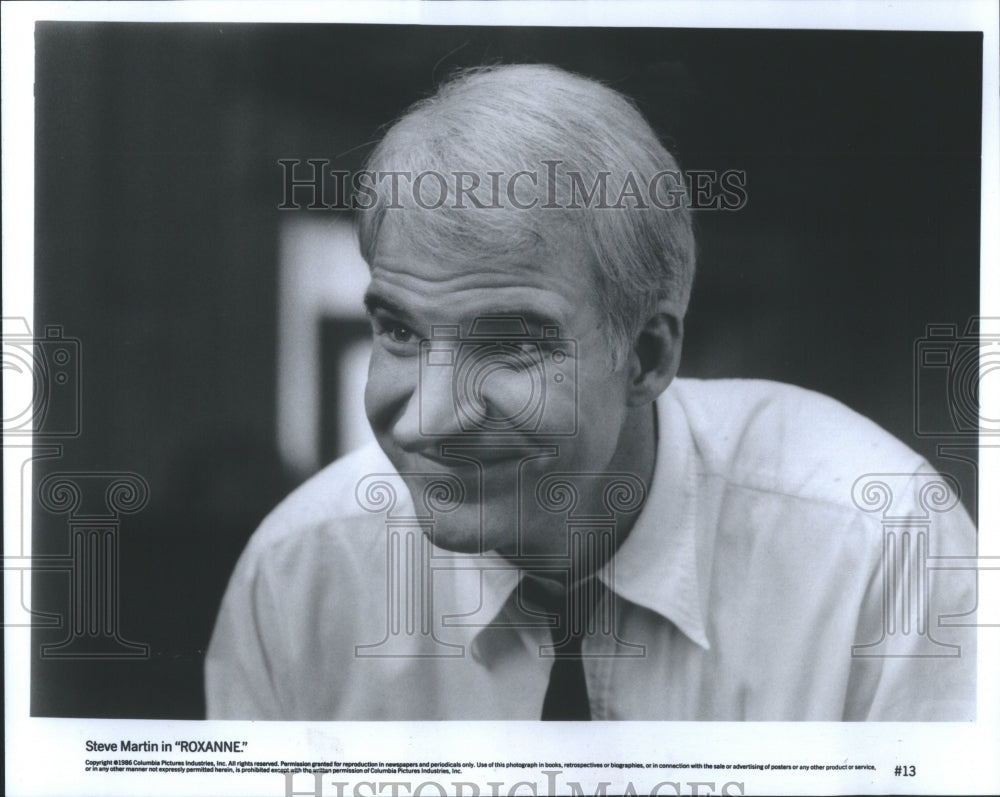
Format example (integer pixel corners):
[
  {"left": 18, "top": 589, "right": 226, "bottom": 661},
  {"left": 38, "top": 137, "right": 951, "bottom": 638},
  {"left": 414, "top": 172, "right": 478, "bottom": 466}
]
[{"left": 3, "top": 1, "right": 998, "bottom": 795}]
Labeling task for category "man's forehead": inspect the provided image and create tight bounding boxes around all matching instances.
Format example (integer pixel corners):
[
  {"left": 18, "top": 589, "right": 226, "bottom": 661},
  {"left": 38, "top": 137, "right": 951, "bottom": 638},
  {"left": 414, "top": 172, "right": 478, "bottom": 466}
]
[
  {"left": 365, "top": 209, "right": 601, "bottom": 326},
  {"left": 376, "top": 208, "right": 590, "bottom": 272},
  {"left": 371, "top": 208, "right": 549, "bottom": 266}
]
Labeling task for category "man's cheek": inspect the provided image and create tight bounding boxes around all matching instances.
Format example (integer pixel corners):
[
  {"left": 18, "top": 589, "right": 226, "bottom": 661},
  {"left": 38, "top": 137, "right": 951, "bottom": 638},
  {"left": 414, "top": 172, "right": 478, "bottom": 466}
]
[{"left": 364, "top": 352, "right": 409, "bottom": 432}]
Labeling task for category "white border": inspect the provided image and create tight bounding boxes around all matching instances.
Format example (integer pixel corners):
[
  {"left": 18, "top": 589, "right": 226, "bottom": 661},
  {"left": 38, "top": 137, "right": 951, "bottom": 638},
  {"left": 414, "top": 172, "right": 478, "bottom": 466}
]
[{"left": 4, "top": 2, "right": 998, "bottom": 796}]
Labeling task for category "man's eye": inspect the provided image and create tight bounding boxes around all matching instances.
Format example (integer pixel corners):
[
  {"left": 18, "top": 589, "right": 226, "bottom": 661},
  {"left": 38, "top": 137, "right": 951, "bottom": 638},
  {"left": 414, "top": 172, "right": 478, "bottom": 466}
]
[
  {"left": 372, "top": 316, "right": 417, "bottom": 348},
  {"left": 388, "top": 324, "right": 414, "bottom": 343},
  {"left": 504, "top": 341, "right": 543, "bottom": 360}
]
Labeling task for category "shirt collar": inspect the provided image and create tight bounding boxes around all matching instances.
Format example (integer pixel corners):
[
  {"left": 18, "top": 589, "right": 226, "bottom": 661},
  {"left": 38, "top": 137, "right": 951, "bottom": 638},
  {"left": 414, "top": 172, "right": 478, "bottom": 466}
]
[
  {"left": 595, "top": 385, "right": 711, "bottom": 649},
  {"left": 461, "top": 384, "right": 710, "bottom": 652},
  {"left": 435, "top": 548, "right": 523, "bottom": 655}
]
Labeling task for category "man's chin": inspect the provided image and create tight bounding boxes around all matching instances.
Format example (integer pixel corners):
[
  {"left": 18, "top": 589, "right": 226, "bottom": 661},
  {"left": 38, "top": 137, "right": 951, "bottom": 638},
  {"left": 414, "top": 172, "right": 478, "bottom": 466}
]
[
  {"left": 424, "top": 514, "right": 499, "bottom": 554},
  {"left": 425, "top": 528, "right": 492, "bottom": 555},
  {"left": 421, "top": 506, "right": 514, "bottom": 555}
]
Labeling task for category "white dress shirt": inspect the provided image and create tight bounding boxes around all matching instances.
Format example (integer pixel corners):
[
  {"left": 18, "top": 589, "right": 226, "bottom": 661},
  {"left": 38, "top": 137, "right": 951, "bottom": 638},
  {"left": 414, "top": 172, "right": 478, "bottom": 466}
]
[{"left": 205, "top": 379, "right": 977, "bottom": 720}]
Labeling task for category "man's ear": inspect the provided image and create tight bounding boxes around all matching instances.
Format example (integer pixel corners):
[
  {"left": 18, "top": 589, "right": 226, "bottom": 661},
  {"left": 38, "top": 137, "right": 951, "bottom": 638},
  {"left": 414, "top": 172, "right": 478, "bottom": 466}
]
[{"left": 625, "top": 304, "right": 684, "bottom": 407}]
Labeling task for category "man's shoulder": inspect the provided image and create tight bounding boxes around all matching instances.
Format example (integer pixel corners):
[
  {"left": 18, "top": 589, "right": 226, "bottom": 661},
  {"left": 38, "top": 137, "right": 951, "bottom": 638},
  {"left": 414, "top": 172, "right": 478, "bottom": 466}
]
[{"left": 667, "top": 377, "right": 929, "bottom": 511}]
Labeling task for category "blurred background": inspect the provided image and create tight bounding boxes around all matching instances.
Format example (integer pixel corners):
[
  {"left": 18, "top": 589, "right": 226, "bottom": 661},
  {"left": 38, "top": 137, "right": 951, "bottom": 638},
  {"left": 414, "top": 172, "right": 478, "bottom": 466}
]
[{"left": 28, "top": 24, "right": 981, "bottom": 717}]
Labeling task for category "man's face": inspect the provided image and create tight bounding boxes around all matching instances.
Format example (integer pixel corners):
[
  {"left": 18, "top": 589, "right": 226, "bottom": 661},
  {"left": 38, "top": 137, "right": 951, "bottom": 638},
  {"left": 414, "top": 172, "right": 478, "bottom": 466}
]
[{"left": 363, "top": 214, "right": 634, "bottom": 556}]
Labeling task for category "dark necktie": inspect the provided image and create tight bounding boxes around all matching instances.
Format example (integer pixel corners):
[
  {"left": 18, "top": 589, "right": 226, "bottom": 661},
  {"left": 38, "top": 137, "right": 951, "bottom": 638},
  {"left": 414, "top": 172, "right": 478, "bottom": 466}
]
[{"left": 522, "top": 576, "right": 592, "bottom": 720}]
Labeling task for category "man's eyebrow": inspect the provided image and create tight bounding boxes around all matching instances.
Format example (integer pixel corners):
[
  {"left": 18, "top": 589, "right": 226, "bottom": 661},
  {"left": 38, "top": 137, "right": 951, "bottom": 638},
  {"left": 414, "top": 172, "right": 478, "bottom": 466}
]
[
  {"left": 362, "top": 292, "right": 567, "bottom": 334},
  {"left": 482, "top": 308, "right": 565, "bottom": 329},
  {"left": 362, "top": 290, "right": 410, "bottom": 320}
]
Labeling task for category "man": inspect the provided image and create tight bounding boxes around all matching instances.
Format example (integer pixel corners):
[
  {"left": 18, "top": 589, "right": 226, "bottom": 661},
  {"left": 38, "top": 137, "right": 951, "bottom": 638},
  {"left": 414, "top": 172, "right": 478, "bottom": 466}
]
[{"left": 206, "top": 64, "right": 976, "bottom": 720}]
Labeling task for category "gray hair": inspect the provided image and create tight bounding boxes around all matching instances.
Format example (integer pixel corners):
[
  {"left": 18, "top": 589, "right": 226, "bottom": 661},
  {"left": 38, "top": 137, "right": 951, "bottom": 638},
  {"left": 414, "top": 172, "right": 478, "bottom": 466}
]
[{"left": 356, "top": 63, "right": 695, "bottom": 367}]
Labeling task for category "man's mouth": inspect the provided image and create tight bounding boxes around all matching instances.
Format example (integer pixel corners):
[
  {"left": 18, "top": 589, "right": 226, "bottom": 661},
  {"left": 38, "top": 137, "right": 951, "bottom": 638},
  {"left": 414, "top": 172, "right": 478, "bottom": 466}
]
[{"left": 394, "top": 438, "right": 562, "bottom": 468}]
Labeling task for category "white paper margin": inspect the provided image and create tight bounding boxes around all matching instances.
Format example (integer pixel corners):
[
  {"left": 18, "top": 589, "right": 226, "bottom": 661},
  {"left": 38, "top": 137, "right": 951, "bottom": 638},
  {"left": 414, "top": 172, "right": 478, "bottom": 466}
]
[{"left": 4, "top": 2, "right": 998, "bottom": 796}]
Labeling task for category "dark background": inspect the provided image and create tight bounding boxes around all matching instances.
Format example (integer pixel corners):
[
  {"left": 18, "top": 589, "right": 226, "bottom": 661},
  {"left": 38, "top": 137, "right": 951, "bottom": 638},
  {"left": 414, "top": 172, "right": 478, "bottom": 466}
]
[{"left": 30, "top": 24, "right": 982, "bottom": 717}]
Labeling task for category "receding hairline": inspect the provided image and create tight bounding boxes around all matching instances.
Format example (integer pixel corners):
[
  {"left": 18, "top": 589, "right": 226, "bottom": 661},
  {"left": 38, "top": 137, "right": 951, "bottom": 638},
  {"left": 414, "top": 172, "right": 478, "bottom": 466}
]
[{"left": 355, "top": 62, "right": 697, "bottom": 364}]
